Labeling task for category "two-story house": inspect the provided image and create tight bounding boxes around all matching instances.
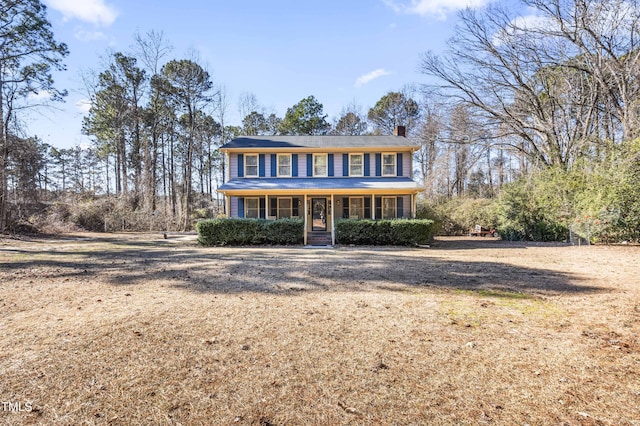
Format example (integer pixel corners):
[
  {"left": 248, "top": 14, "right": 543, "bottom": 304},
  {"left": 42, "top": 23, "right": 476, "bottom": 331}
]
[{"left": 217, "top": 126, "right": 422, "bottom": 245}]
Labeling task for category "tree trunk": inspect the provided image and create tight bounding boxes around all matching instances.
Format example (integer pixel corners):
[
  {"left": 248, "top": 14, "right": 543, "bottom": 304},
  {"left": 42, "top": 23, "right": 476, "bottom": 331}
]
[{"left": 0, "top": 75, "right": 7, "bottom": 232}]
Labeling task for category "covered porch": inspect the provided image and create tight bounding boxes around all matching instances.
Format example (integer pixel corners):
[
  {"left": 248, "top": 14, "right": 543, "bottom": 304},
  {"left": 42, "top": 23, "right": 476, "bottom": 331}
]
[{"left": 217, "top": 177, "right": 422, "bottom": 245}]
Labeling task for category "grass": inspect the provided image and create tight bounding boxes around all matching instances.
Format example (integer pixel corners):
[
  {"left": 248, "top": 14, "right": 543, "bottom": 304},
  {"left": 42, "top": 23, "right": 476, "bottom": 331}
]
[{"left": 0, "top": 234, "right": 639, "bottom": 425}]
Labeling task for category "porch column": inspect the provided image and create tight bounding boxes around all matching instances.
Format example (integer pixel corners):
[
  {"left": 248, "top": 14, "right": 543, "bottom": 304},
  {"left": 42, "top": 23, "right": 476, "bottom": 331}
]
[
  {"left": 303, "top": 195, "right": 308, "bottom": 245},
  {"left": 330, "top": 194, "right": 335, "bottom": 245},
  {"left": 225, "top": 195, "right": 231, "bottom": 218},
  {"left": 371, "top": 194, "right": 375, "bottom": 219},
  {"left": 413, "top": 193, "right": 417, "bottom": 218}
]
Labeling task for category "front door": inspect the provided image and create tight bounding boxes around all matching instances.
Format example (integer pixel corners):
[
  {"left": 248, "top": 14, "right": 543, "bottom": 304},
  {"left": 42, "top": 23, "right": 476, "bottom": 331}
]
[{"left": 312, "top": 198, "right": 327, "bottom": 231}]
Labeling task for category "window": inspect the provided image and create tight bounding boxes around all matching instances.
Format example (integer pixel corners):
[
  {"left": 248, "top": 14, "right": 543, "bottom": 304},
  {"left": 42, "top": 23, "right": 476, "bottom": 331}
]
[
  {"left": 382, "top": 153, "right": 396, "bottom": 176},
  {"left": 313, "top": 154, "right": 327, "bottom": 177},
  {"left": 245, "top": 154, "right": 258, "bottom": 177},
  {"left": 349, "top": 197, "right": 364, "bottom": 219},
  {"left": 349, "top": 153, "right": 363, "bottom": 176},
  {"left": 382, "top": 197, "right": 396, "bottom": 219},
  {"left": 277, "top": 198, "right": 292, "bottom": 219},
  {"left": 245, "top": 198, "right": 260, "bottom": 218},
  {"left": 278, "top": 154, "right": 291, "bottom": 177}
]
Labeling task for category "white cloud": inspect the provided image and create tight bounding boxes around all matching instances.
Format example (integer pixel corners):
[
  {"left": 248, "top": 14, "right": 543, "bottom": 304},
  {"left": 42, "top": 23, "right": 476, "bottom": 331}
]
[
  {"left": 355, "top": 69, "right": 392, "bottom": 88},
  {"left": 492, "top": 13, "right": 557, "bottom": 46},
  {"left": 44, "top": 0, "right": 118, "bottom": 26},
  {"left": 384, "top": 0, "right": 492, "bottom": 19},
  {"left": 511, "top": 14, "right": 556, "bottom": 31},
  {"left": 74, "top": 28, "right": 107, "bottom": 42},
  {"left": 76, "top": 99, "right": 92, "bottom": 114}
]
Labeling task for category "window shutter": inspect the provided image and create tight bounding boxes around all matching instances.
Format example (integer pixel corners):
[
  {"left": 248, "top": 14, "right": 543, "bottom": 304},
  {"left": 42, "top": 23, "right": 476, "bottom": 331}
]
[
  {"left": 397, "top": 153, "right": 403, "bottom": 176},
  {"left": 328, "top": 154, "right": 334, "bottom": 177},
  {"left": 364, "top": 153, "right": 370, "bottom": 176},
  {"left": 292, "top": 198, "right": 299, "bottom": 216},
  {"left": 238, "top": 197, "right": 245, "bottom": 218},
  {"left": 270, "top": 154, "right": 277, "bottom": 177},
  {"left": 238, "top": 154, "right": 244, "bottom": 178},
  {"left": 343, "top": 154, "right": 349, "bottom": 176},
  {"left": 259, "top": 154, "right": 265, "bottom": 177},
  {"left": 375, "top": 153, "right": 381, "bottom": 177},
  {"left": 307, "top": 154, "right": 313, "bottom": 177},
  {"left": 375, "top": 197, "right": 382, "bottom": 219},
  {"left": 259, "top": 197, "right": 266, "bottom": 219},
  {"left": 343, "top": 197, "right": 349, "bottom": 218},
  {"left": 397, "top": 197, "right": 403, "bottom": 218},
  {"left": 292, "top": 154, "right": 298, "bottom": 177},
  {"left": 269, "top": 197, "right": 277, "bottom": 217},
  {"left": 364, "top": 197, "right": 371, "bottom": 219}
]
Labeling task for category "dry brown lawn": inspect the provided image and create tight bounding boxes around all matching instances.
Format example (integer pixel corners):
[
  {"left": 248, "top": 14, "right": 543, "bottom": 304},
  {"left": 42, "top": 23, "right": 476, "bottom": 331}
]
[{"left": 0, "top": 233, "right": 639, "bottom": 425}]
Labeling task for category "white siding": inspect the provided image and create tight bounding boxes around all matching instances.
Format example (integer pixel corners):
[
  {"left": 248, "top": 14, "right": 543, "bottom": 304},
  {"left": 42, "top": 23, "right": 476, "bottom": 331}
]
[
  {"left": 402, "top": 195, "right": 410, "bottom": 218},
  {"left": 334, "top": 153, "right": 344, "bottom": 177},
  {"left": 229, "top": 154, "right": 239, "bottom": 179},
  {"left": 227, "top": 151, "right": 414, "bottom": 178},
  {"left": 402, "top": 151, "right": 411, "bottom": 178},
  {"left": 230, "top": 196, "right": 239, "bottom": 217}
]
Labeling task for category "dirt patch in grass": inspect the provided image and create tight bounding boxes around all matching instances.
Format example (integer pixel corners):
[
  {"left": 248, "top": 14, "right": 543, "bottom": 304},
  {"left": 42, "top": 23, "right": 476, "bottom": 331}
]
[{"left": 1, "top": 234, "right": 639, "bottom": 425}]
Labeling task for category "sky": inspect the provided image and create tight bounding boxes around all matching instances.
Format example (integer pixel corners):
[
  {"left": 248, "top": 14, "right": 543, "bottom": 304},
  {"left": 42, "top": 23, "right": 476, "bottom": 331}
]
[{"left": 28, "top": 0, "right": 506, "bottom": 149}]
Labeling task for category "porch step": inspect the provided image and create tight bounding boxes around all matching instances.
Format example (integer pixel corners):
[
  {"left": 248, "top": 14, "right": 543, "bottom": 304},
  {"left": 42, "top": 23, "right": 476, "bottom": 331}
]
[{"left": 307, "top": 232, "right": 332, "bottom": 246}]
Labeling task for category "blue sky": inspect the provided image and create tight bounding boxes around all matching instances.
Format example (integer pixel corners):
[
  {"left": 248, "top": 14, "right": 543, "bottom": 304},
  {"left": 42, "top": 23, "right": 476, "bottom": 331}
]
[{"left": 31, "top": 0, "right": 502, "bottom": 149}]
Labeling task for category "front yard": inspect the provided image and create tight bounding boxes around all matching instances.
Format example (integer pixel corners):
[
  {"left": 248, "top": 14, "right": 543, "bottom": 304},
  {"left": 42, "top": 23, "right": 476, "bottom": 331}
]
[{"left": 1, "top": 234, "right": 638, "bottom": 424}]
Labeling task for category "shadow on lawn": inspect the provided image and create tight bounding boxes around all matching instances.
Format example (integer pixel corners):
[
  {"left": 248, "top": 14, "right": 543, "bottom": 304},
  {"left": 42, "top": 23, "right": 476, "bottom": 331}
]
[
  {"left": 0, "top": 237, "right": 603, "bottom": 296},
  {"left": 428, "top": 237, "right": 570, "bottom": 250}
]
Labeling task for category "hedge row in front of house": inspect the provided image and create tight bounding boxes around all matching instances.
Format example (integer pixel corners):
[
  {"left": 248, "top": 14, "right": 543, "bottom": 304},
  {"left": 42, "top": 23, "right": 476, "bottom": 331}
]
[
  {"left": 335, "top": 219, "right": 436, "bottom": 246},
  {"left": 196, "top": 218, "right": 304, "bottom": 246}
]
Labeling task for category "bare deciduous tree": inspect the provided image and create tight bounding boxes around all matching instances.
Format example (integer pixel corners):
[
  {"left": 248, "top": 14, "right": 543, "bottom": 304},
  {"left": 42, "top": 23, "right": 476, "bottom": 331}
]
[{"left": 421, "top": 0, "right": 640, "bottom": 169}]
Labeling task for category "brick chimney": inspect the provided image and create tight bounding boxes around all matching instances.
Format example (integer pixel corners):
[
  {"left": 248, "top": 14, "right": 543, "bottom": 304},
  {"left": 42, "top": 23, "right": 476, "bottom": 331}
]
[{"left": 393, "top": 125, "right": 406, "bottom": 137}]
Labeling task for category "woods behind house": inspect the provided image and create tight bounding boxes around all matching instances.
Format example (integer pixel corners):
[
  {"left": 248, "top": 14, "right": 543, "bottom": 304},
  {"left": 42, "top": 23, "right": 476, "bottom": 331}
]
[{"left": 2, "top": 0, "right": 639, "bottom": 242}]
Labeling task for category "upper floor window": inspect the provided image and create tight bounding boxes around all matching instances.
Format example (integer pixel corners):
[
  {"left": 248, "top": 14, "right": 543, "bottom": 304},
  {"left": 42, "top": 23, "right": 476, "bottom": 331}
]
[
  {"left": 313, "top": 154, "right": 327, "bottom": 177},
  {"left": 349, "top": 153, "right": 363, "bottom": 176},
  {"left": 278, "top": 154, "right": 291, "bottom": 177},
  {"left": 382, "top": 153, "right": 396, "bottom": 176},
  {"left": 245, "top": 154, "right": 258, "bottom": 177}
]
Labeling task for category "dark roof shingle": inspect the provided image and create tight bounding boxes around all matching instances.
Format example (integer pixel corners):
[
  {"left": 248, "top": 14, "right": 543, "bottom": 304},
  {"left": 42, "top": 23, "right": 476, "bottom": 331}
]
[{"left": 221, "top": 135, "right": 418, "bottom": 150}]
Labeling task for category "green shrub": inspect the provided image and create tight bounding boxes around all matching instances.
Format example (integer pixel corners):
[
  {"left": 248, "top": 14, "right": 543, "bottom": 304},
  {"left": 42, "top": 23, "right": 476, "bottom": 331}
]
[
  {"left": 573, "top": 141, "right": 640, "bottom": 243},
  {"left": 261, "top": 218, "right": 305, "bottom": 245},
  {"left": 197, "top": 218, "right": 304, "bottom": 246},
  {"left": 335, "top": 219, "right": 436, "bottom": 246},
  {"left": 496, "top": 171, "right": 571, "bottom": 242}
]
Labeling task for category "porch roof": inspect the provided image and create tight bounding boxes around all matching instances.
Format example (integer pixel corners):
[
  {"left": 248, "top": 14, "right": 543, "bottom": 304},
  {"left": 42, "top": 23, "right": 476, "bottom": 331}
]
[{"left": 218, "top": 177, "right": 422, "bottom": 194}]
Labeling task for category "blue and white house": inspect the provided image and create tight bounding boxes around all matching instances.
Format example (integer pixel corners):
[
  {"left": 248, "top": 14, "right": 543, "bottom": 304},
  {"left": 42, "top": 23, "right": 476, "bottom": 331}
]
[{"left": 217, "top": 126, "right": 422, "bottom": 245}]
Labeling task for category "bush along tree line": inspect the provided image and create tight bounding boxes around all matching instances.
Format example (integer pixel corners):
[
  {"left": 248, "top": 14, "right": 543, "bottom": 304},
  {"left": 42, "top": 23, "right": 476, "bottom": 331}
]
[{"left": 4, "top": 0, "right": 640, "bottom": 244}]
